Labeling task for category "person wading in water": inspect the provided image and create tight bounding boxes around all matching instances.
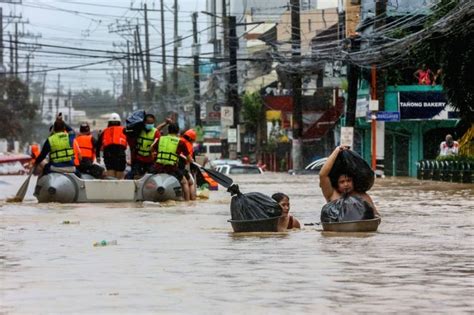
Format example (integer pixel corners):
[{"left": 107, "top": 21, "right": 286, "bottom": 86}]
[{"left": 319, "top": 146, "right": 380, "bottom": 217}]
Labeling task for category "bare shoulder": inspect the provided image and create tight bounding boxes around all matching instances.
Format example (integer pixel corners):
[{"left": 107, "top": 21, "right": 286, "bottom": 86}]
[{"left": 359, "top": 192, "right": 375, "bottom": 204}]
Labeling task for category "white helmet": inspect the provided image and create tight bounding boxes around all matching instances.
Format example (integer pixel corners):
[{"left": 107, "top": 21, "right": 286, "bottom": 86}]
[{"left": 109, "top": 113, "right": 121, "bottom": 122}]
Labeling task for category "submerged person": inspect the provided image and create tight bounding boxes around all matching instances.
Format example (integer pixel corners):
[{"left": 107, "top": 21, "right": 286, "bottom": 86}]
[
  {"left": 272, "top": 193, "right": 301, "bottom": 231},
  {"left": 180, "top": 129, "right": 198, "bottom": 200},
  {"left": 319, "top": 146, "right": 380, "bottom": 217}
]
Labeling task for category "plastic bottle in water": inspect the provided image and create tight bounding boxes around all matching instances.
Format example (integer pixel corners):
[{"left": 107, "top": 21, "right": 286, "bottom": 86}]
[
  {"left": 62, "top": 220, "right": 80, "bottom": 224},
  {"left": 93, "top": 240, "right": 118, "bottom": 247}
]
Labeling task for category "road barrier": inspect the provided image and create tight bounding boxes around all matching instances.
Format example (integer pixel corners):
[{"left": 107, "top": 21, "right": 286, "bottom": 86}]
[{"left": 417, "top": 159, "right": 473, "bottom": 183}]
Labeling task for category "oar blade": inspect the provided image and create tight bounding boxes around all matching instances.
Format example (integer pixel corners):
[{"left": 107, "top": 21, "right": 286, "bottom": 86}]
[{"left": 202, "top": 167, "right": 233, "bottom": 188}]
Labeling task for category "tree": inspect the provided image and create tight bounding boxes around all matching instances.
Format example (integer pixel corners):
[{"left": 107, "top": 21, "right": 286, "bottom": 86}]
[
  {"left": 0, "top": 77, "right": 38, "bottom": 142},
  {"left": 386, "top": 0, "right": 473, "bottom": 123},
  {"left": 241, "top": 91, "right": 266, "bottom": 159},
  {"left": 72, "top": 88, "right": 117, "bottom": 117},
  {"left": 433, "top": 6, "right": 473, "bottom": 123}
]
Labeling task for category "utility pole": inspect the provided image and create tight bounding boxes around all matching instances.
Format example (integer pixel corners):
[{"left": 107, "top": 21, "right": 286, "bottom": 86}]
[
  {"left": 144, "top": 3, "right": 152, "bottom": 106},
  {"left": 126, "top": 40, "right": 132, "bottom": 113},
  {"left": 222, "top": 0, "right": 228, "bottom": 57},
  {"left": 0, "top": 7, "right": 3, "bottom": 75},
  {"left": 56, "top": 73, "right": 61, "bottom": 116},
  {"left": 290, "top": 0, "right": 303, "bottom": 170},
  {"left": 25, "top": 55, "right": 30, "bottom": 91},
  {"left": 345, "top": 36, "right": 360, "bottom": 128},
  {"left": 133, "top": 29, "right": 141, "bottom": 107},
  {"left": 192, "top": 12, "right": 201, "bottom": 126},
  {"left": 173, "top": 0, "right": 178, "bottom": 94},
  {"left": 9, "top": 34, "right": 13, "bottom": 76},
  {"left": 68, "top": 88, "right": 72, "bottom": 124},
  {"left": 14, "top": 22, "right": 18, "bottom": 77},
  {"left": 0, "top": 7, "right": 4, "bottom": 97},
  {"left": 160, "top": 0, "right": 167, "bottom": 94},
  {"left": 227, "top": 16, "right": 240, "bottom": 158},
  {"left": 370, "top": 0, "right": 387, "bottom": 172},
  {"left": 135, "top": 26, "right": 146, "bottom": 86},
  {"left": 40, "top": 72, "right": 47, "bottom": 118}
]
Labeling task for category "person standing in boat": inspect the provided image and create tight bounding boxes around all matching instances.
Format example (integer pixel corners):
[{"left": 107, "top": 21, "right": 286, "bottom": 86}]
[
  {"left": 272, "top": 193, "right": 301, "bottom": 231},
  {"left": 33, "top": 119, "right": 81, "bottom": 177},
  {"left": 74, "top": 122, "right": 105, "bottom": 178},
  {"left": 129, "top": 114, "right": 170, "bottom": 179},
  {"left": 319, "top": 146, "right": 380, "bottom": 217},
  {"left": 96, "top": 113, "right": 128, "bottom": 179},
  {"left": 151, "top": 123, "right": 192, "bottom": 201}
]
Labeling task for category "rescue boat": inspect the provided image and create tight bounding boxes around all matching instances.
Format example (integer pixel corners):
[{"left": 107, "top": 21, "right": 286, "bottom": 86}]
[{"left": 34, "top": 173, "right": 183, "bottom": 203}]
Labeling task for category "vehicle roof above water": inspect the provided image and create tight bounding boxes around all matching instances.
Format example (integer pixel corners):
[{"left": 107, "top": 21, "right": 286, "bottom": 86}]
[
  {"left": 218, "top": 164, "right": 263, "bottom": 175},
  {"left": 210, "top": 159, "right": 242, "bottom": 167}
]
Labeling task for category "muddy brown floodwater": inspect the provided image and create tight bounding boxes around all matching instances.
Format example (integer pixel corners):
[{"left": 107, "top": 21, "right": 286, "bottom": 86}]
[{"left": 1, "top": 173, "right": 473, "bottom": 314}]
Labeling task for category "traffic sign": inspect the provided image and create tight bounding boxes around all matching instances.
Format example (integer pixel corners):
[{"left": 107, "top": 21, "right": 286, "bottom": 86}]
[{"left": 374, "top": 111, "right": 400, "bottom": 122}]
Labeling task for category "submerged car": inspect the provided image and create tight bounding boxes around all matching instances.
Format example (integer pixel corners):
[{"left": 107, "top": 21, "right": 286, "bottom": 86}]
[
  {"left": 288, "top": 157, "right": 328, "bottom": 175},
  {"left": 217, "top": 164, "right": 263, "bottom": 175}
]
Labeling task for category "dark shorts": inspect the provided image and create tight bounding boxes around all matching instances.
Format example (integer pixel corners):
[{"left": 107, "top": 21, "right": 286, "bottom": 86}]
[
  {"left": 131, "top": 161, "right": 154, "bottom": 177},
  {"left": 168, "top": 169, "right": 184, "bottom": 181},
  {"left": 104, "top": 146, "right": 126, "bottom": 172},
  {"left": 78, "top": 159, "right": 104, "bottom": 178}
]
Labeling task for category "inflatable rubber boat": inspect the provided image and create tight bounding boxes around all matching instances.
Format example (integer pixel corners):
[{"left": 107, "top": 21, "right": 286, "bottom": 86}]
[{"left": 34, "top": 173, "right": 182, "bottom": 203}]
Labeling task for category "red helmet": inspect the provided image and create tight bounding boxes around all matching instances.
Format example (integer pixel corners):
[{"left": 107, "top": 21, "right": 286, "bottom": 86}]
[{"left": 184, "top": 129, "right": 197, "bottom": 142}]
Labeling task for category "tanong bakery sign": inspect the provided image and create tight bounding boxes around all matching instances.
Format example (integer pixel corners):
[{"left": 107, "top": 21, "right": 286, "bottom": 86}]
[{"left": 398, "top": 91, "right": 456, "bottom": 120}]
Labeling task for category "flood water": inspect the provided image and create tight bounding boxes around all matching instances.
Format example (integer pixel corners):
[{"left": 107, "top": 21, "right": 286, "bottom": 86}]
[{"left": 1, "top": 173, "right": 473, "bottom": 314}]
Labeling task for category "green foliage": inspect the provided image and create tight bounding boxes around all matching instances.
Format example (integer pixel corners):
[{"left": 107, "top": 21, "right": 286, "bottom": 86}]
[
  {"left": 436, "top": 155, "right": 474, "bottom": 162},
  {"left": 0, "top": 78, "right": 38, "bottom": 140},
  {"left": 72, "top": 88, "right": 116, "bottom": 117},
  {"left": 241, "top": 91, "right": 265, "bottom": 132},
  {"left": 385, "top": 0, "right": 473, "bottom": 122}
]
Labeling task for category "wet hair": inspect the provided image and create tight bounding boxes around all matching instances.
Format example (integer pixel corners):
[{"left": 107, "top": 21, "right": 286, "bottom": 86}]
[
  {"left": 145, "top": 113, "right": 155, "bottom": 121},
  {"left": 53, "top": 120, "right": 66, "bottom": 132},
  {"left": 331, "top": 173, "right": 352, "bottom": 189},
  {"left": 168, "top": 123, "right": 179, "bottom": 134},
  {"left": 272, "top": 192, "right": 289, "bottom": 203},
  {"left": 80, "top": 122, "right": 90, "bottom": 133}
]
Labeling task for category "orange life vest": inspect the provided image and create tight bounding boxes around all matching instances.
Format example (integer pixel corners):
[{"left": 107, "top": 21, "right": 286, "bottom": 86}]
[
  {"left": 102, "top": 126, "right": 127, "bottom": 149},
  {"left": 181, "top": 137, "right": 194, "bottom": 157},
  {"left": 31, "top": 144, "right": 40, "bottom": 160},
  {"left": 76, "top": 134, "right": 95, "bottom": 160}
]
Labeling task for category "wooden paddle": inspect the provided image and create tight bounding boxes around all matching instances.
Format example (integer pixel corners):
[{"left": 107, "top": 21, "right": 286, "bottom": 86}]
[
  {"left": 191, "top": 161, "right": 233, "bottom": 188},
  {"left": 7, "top": 166, "right": 36, "bottom": 203}
]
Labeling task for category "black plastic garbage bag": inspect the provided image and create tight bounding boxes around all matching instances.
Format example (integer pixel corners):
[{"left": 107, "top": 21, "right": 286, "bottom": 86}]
[
  {"left": 328, "top": 150, "right": 374, "bottom": 192},
  {"left": 320, "top": 195, "right": 375, "bottom": 223},
  {"left": 229, "top": 185, "right": 282, "bottom": 220},
  {"left": 125, "top": 110, "right": 146, "bottom": 137}
]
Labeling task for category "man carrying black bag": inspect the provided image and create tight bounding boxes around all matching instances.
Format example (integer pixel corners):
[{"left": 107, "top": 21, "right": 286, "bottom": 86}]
[{"left": 319, "top": 146, "right": 380, "bottom": 222}]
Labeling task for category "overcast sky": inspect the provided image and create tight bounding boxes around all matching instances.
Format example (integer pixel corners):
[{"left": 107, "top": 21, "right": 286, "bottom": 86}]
[{"left": 1, "top": 0, "right": 210, "bottom": 94}]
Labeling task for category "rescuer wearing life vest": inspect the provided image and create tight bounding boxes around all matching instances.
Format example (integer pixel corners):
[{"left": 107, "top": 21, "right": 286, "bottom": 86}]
[
  {"left": 151, "top": 123, "right": 192, "bottom": 201},
  {"left": 34, "top": 119, "right": 81, "bottom": 176},
  {"left": 130, "top": 114, "right": 168, "bottom": 179},
  {"left": 96, "top": 113, "right": 128, "bottom": 179},
  {"left": 74, "top": 122, "right": 105, "bottom": 178},
  {"left": 180, "top": 129, "right": 198, "bottom": 200}
]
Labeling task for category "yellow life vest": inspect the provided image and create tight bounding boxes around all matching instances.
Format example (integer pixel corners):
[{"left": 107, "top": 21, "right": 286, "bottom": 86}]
[
  {"left": 48, "top": 132, "right": 74, "bottom": 163},
  {"left": 156, "top": 135, "right": 180, "bottom": 165},
  {"left": 136, "top": 128, "right": 156, "bottom": 157}
]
